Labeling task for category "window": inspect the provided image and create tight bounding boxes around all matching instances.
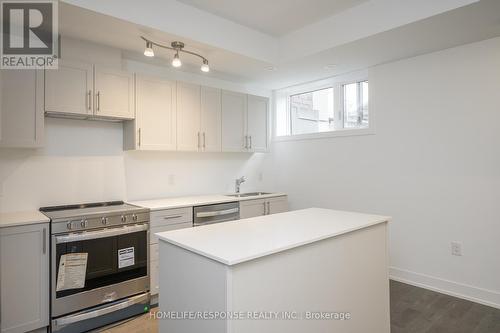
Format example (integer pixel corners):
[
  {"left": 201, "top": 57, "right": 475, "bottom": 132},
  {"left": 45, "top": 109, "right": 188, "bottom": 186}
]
[
  {"left": 275, "top": 73, "right": 370, "bottom": 140},
  {"left": 343, "top": 81, "right": 368, "bottom": 129},
  {"left": 289, "top": 88, "right": 334, "bottom": 135}
]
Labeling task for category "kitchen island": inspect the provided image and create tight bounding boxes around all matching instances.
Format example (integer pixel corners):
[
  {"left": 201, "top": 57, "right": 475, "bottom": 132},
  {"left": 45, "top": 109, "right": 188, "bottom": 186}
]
[{"left": 156, "top": 208, "right": 391, "bottom": 333}]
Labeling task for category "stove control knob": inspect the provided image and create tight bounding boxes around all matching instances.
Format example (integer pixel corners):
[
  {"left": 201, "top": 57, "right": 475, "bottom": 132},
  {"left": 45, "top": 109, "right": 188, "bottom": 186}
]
[
  {"left": 121, "top": 215, "right": 127, "bottom": 223},
  {"left": 80, "top": 220, "right": 88, "bottom": 228},
  {"left": 66, "top": 222, "right": 73, "bottom": 230},
  {"left": 132, "top": 214, "right": 138, "bottom": 221},
  {"left": 101, "top": 217, "right": 108, "bottom": 225}
]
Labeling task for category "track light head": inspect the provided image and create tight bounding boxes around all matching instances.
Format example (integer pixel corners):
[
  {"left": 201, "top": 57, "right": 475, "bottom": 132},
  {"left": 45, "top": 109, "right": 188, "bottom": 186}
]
[
  {"left": 172, "top": 52, "right": 182, "bottom": 68},
  {"left": 201, "top": 59, "right": 210, "bottom": 73},
  {"left": 144, "top": 41, "right": 154, "bottom": 57}
]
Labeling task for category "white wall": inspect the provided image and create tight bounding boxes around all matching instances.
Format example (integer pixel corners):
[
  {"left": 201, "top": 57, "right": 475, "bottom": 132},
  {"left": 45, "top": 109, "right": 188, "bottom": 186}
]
[
  {"left": 265, "top": 37, "right": 500, "bottom": 308},
  {"left": 0, "top": 118, "right": 267, "bottom": 211}
]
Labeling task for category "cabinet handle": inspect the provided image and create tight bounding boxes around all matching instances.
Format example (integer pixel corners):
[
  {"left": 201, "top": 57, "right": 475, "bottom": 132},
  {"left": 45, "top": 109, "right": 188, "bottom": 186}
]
[
  {"left": 163, "top": 215, "right": 183, "bottom": 220},
  {"left": 203, "top": 132, "right": 206, "bottom": 149},
  {"left": 267, "top": 202, "right": 270, "bottom": 215},
  {"left": 197, "top": 132, "right": 201, "bottom": 149},
  {"left": 42, "top": 227, "right": 47, "bottom": 254},
  {"left": 138, "top": 128, "right": 141, "bottom": 147},
  {"left": 87, "top": 90, "right": 92, "bottom": 110},
  {"left": 96, "top": 91, "right": 101, "bottom": 111},
  {"left": 249, "top": 136, "right": 253, "bottom": 149}
]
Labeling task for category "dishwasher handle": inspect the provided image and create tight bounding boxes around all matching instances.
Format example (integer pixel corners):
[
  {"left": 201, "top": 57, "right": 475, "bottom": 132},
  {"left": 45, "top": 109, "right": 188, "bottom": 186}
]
[{"left": 195, "top": 207, "right": 239, "bottom": 218}]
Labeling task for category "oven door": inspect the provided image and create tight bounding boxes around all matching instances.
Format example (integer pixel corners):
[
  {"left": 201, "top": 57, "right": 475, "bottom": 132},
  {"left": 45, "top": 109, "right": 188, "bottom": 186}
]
[{"left": 51, "top": 223, "right": 149, "bottom": 317}]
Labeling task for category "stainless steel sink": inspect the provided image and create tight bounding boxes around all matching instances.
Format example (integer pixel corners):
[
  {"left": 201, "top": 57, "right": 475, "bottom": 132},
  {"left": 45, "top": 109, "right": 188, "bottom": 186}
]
[{"left": 226, "top": 192, "right": 272, "bottom": 198}]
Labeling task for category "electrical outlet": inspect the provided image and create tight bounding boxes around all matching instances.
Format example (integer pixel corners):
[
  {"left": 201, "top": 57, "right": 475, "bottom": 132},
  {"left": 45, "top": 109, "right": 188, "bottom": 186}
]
[
  {"left": 258, "top": 172, "right": 263, "bottom": 182},
  {"left": 168, "top": 174, "right": 175, "bottom": 186},
  {"left": 451, "top": 241, "right": 462, "bottom": 256}
]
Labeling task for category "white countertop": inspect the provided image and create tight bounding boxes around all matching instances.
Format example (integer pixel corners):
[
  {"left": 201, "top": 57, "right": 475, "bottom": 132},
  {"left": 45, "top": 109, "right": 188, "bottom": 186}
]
[
  {"left": 157, "top": 208, "right": 390, "bottom": 266},
  {"left": 0, "top": 211, "right": 50, "bottom": 228},
  {"left": 128, "top": 193, "right": 287, "bottom": 211}
]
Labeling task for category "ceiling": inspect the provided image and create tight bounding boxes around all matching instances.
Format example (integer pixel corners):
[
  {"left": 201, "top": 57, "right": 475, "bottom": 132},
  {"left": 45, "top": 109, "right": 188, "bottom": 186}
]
[
  {"left": 176, "top": 0, "right": 369, "bottom": 36},
  {"left": 59, "top": 0, "right": 500, "bottom": 90}
]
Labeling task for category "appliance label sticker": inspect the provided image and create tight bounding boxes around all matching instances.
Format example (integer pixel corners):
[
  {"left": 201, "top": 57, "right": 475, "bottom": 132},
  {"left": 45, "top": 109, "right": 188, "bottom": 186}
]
[
  {"left": 56, "top": 253, "right": 88, "bottom": 291},
  {"left": 118, "top": 247, "right": 135, "bottom": 269}
]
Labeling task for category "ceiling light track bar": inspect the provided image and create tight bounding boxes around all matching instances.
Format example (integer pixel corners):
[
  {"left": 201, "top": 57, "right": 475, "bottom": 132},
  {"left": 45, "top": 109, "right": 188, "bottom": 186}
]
[{"left": 140, "top": 36, "right": 208, "bottom": 63}]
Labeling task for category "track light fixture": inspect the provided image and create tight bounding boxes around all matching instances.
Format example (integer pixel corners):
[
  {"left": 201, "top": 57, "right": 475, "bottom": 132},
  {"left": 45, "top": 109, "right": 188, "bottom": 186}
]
[{"left": 141, "top": 36, "right": 210, "bottom": 73}]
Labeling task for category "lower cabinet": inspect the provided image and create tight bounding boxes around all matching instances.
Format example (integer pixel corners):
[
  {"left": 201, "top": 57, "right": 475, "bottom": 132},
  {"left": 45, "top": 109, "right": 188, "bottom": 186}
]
[
  {"left": 0, "top": 223, "right": 49, "bottom": 333},
  {"left": 239, "top": 196, "right": 288, "bottom": 219},
  {"left": 149, "top": 207, "right": 193, "bottom": 301},
  {"left": 268, "top": 196, "right": 289, "bottom": 215}
]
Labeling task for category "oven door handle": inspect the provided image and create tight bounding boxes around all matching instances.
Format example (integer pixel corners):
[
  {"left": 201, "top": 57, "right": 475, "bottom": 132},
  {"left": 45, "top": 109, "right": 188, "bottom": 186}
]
[
  {"left": 195, "top": 208, "right": 239, "bottom": 218},
  {"left": 55, "top": 224, "right": 149, "bottom": 244},
  {"left": 53, "top": 293, "right": 149, "bottom": 327}
]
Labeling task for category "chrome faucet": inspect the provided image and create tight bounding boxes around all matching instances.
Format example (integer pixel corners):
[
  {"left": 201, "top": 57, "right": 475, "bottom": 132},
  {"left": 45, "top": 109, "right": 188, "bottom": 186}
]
[{"left": 235, "top": 176, "right": 246, "bottom": 193}]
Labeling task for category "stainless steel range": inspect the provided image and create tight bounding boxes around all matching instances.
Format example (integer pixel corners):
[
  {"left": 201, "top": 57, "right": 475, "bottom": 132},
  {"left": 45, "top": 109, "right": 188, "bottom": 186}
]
[{"left": 40, "top": 201, "right": 151, "bottom": 333}]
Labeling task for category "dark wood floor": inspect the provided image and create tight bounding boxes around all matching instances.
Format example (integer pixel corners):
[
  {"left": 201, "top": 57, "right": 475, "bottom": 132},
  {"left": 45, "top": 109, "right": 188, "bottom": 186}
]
[{"left": 390, "top": 280, "right": 500, "bottom": 333}]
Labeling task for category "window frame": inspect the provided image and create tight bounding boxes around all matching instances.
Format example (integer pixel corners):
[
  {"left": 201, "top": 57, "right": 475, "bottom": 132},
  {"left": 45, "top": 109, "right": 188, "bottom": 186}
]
[{"left": 273, "top": 70, "right": 374, "bottom": 142}]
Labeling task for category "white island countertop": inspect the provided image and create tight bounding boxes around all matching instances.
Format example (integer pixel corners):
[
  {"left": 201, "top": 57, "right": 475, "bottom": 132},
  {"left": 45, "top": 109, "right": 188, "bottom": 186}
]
[
  {"left": 0, "top": 211, "right": 50, "bottom": 228},
  {"left": 129, "top": 193, "right": 287, "bottom": 211},
  {"left": 157, "top": 208, "right": 391, "bottom": 266}
]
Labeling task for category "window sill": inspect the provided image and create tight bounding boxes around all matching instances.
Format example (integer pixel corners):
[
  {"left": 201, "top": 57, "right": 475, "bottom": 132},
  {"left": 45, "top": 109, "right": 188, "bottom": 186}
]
[{"left": 273, "top": 127, "right": 375, "bottom": 142}]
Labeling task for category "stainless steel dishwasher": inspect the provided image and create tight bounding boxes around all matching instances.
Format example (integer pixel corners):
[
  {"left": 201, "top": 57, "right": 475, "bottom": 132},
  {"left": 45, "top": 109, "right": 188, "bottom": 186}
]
[{"left": 193, "top": 202, "right": 240, "bottom": 227}]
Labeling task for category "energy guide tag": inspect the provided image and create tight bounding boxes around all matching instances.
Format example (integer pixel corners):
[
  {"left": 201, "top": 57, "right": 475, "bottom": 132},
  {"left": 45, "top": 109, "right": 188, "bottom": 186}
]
[
  {"left": 118, "top": 247, "right": 135, "bottom": 268},
  {"left": 56, "top": 253, "right": 88, "bottom": 291}
]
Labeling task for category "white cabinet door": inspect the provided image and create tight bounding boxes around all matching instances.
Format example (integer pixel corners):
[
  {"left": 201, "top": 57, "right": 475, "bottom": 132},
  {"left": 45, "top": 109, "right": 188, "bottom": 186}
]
[
  {"left": 150, "top": 259, "right": 159, "bottom": 297},
  {"left": 149, "top": 212, "right": 192, "bottom": 298},
  {"left": 135, "top": 75, "right": 176, "bottom": 150},
  {"left": 221, "top": 90, "right": 247, "bottom": 152},
  {"left": 94, "top": 67, "right": 134, "bottom": 119},
  {"left": 45, "top": 60, "right": 93, "bottom": 116},
  {"left": 247, "top": 95, "right": 269, "bottom": 152},
  {"left": 177, "top": 82, "right": 201, "bottom": 151},
  {"left": 200, "top": 86, "right": 221, "bottom": 152},
  {"left": 150, "top": 244, "right": 159, "bottom": 296},
  {"left": 239, "top": 199, "right": 266, "bottom": 219},
  {"left": 0, "top": 69, "right": 44, "bottom": 148},
  {"left": 268, "top": 196, "right": 289, "bottom": 214},
  {"left": 0, "top": 223, "right": 49, "bottom": 333}
]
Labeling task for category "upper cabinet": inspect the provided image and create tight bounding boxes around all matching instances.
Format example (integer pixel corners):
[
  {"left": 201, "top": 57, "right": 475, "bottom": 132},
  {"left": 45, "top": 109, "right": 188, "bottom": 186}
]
[
  {"left": 221, "top": 91, "right": 269, "bottom": 153},
  {"left": 247, "top": 94, "right": 269, "bottom": 152},
  {"left": 176, "top": 82, "right": 201, "bottom": 151},
  {"left": 1, "top": 54, "right": 267, "bottom": 152},
  {"left": 0, "top": 69, "right": 44, "bottom": 148},
  {"left": 44, "top": 60, "right": 93, "bottom": 117},
  {"left": 124, "top": 75, "right": 176, "bottom": 151},
  {"left": 94, "top": 67, "right": 134, "bottom": 119},
  {"left": 200, "top": 86, "right": 222, "bottom": 152},
  {"left": 176, "top": 83, "right": 222, "bottom": 152},
  {"left": 44, "top": 61, "right": 134, "bottom": 120},
  {"left": 221, "top": 90, "right": 247, "bottom": 152}
]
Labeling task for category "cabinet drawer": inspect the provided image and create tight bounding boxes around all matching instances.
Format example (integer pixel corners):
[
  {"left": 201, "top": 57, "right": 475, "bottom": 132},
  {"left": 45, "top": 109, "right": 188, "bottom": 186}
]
[
  {"left": 150, "top": 221, "right": 192, "bottom": 244},
  {"left": 151, "top": 207, "right": 193, "bottom": 228}
]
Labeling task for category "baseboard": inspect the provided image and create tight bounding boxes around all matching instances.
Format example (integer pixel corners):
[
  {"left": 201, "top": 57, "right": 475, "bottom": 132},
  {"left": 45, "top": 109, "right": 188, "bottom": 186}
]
[{"left": 389, "top": 267, "right": 500, "bottom": 310}]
